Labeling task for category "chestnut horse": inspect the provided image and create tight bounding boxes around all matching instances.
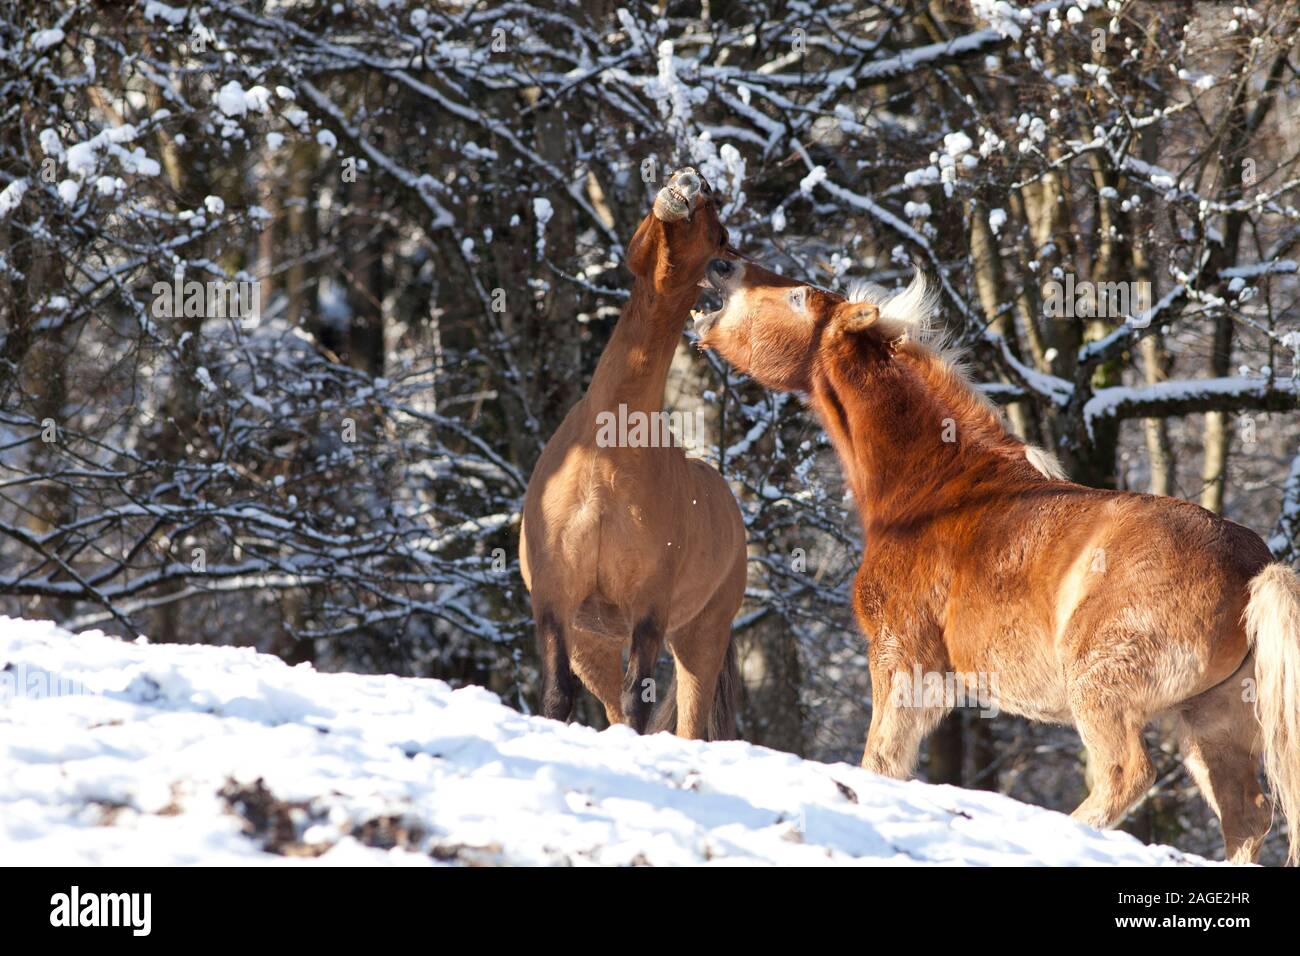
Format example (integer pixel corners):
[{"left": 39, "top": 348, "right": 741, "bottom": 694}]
[
  {"left": 519, "top": 169, "right": 746, "bottom": 739},
  {"left": 694, "top": 255, "right": 1300, "bottom": 864}
]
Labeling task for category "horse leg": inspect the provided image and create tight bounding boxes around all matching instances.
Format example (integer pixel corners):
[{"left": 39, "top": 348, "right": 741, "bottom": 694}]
[
  {"left": 569, "top": 631, "right": 627, "bottom": 727},
  {"left": 535, "top": 606, "right": 578, "bottom": 721},
  {"left": 861, "top": 654, "right": 949, "bottom": 779},
  {"left": 1068, "top": 688, "right": 1155, "bottom": 830},
  {"left": 622, "top": 613, "right": 665, "bottom": 733},
  {"left": 1174, "top": 655, "right": 1272, "bottom": 864},
  {"left": 667, "top": 606, "right": 735, "bottom": 741}
]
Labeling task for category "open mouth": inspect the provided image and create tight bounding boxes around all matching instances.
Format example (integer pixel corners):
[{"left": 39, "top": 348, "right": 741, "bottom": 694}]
[{"left": 690, "top": 284, "right": 726, "bottom": 330}]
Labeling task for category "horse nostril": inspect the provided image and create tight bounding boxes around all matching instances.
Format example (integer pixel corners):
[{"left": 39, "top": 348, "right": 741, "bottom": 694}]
[{"left": 709, "top": 258, "right": 734, "bottom": 279}]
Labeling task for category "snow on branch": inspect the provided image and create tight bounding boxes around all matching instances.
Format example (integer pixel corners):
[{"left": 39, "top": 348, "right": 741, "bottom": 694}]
[
  {"left": 1269, "top": 448, "right": 1300, "bottom": 564},
  {"left": 1084, "top": 377, "right": 1300, "bottom": 440}
]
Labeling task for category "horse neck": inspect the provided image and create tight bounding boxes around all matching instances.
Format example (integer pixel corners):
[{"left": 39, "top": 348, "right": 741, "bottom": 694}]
[
  {"left": 812, "top": 343, "right": 1014, "bottom": 531},
  {"left": 584, "top": 282, "right": 695, "bottom": 417}
]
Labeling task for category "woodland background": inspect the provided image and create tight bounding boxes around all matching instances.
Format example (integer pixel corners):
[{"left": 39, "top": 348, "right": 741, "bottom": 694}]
[{"left": 2, "top": 0, "right": 1298, "bottom": 862}]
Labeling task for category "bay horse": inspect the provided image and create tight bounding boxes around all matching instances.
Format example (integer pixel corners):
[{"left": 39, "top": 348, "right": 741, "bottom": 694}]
[
  {"left": 519, "top": 169, "right": 746, "bottom": 740},
  {"left": 693, "top": 255, "right": 1300, "bottom": 864}
]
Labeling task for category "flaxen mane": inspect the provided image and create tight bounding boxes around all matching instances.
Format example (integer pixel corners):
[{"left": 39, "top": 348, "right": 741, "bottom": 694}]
[{"left": 847, "top": 275, "right": 1067, "bottom": 480}]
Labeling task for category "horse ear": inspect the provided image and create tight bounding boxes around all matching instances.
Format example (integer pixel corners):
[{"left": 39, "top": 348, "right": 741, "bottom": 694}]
[
  {"left": 841, "top": 303, "right": 882, "bottom": 334},
  {"left": 842, "top": 302, "right": 909, "bottom": 341}
]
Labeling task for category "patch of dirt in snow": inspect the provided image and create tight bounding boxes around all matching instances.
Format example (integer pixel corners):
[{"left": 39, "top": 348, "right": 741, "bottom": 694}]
[
  {"left": 219, "top": 778, "right": 506, "bottom": 864},
  {"left": 220, "top": 778, "right": 329, "bottom": 858},
  {"left": 428, "top": 840, "right": 506, "bottom": 866}
]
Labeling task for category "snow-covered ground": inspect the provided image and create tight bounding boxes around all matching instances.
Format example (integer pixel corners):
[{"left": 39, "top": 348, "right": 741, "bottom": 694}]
[{"left": 0, "top": 617, "right": 1209, "bottom": 866}]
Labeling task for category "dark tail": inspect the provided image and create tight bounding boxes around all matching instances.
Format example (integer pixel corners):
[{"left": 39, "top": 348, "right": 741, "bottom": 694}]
[
  {"left": 647, "top": 670, "right": 677, "bottom": 735},
  {"left": 648, "top": 637, "right": 739, "bottom": 741}
]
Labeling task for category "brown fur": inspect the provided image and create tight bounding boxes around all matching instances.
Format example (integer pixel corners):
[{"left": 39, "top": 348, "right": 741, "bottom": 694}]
[
  {"left": 519, "top": 169, "right": 745, "bottom": 740},
  {"left": 696, "top": 258, "right": 1300, "bottom": 863}
]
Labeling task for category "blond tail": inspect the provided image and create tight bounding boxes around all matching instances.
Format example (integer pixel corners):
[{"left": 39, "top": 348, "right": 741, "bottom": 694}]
[{"left": 1245, "top": 563, "right": 1300, "bottom": 865}]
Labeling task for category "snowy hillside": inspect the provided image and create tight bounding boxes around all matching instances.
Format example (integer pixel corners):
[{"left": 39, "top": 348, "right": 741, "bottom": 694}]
[{"left": 0, "top": 617, "right": 1209, "bottom": 866}]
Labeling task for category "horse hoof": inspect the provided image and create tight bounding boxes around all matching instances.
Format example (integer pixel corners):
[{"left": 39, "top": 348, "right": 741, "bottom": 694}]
[{"left": 654, "top": 167, "right": 707, "bottom": 222}]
